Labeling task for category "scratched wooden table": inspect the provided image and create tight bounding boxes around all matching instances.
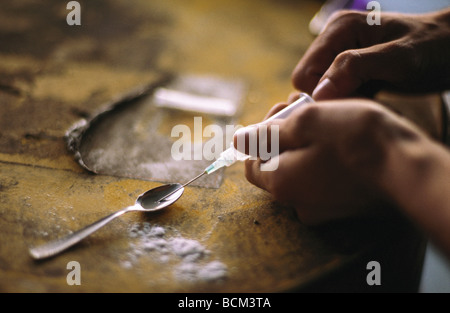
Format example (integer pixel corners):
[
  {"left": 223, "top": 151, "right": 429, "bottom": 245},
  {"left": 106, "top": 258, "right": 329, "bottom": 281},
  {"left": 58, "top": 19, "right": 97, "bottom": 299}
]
[{"left": 0, "top": 0, "right": 425, "bottom": 292}]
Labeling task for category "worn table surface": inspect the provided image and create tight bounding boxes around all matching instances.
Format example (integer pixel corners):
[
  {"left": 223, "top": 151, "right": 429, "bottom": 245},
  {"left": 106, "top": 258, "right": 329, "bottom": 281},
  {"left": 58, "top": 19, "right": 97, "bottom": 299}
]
[{"left": 0, "top": 0, "right": 424, "bottom": 292}]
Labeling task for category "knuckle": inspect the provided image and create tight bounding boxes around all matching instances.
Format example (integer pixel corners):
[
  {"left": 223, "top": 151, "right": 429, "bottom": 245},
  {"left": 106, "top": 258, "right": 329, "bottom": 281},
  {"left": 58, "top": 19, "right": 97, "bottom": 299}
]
[
  {"left": 359, "top": 105, "right": 385, "bottom": 128},
  {"left": 292, "top": 67, "right": 316, "bottom": 92},
  {"left": 281, "top": 104, "right": 321, "bottom": 142},
  {"left": 291, "top": 67, "right": 303, "bottom": 87},
  {"left": 244, "top": 160, "right": 256, "bottom": 182},
  {"left": 347, "top": 105, "right": 384, "bottom": 140},
  {"left": 295, "top": 104, "right": 320, "bottom": 128},
  {"left": 334, "top": 50, "right": 363, "bottom": 73},
  {"left": 266, "top": 103, "right": 287, "bottom": 119},
  {"left": 265, "top": 175, "right": 285, "bottom": 200},
  {"left": 327, "top": 10, "right": 367, "bottom": 30},
  {"left": 339, "top": 106, "right": 387, "bottom": 169}
]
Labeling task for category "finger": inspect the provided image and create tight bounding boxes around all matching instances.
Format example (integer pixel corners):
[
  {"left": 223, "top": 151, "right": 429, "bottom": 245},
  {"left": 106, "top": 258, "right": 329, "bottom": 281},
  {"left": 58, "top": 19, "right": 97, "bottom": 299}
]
[
  {"left": 287, "top": 91, "right": 301, "bottom": 104},
  {"left": 233, "top": 120, "right": 287, "bottom": 158},
  {"left": 244, "top": 158, "right": 267, "bottom": 191},
  {"left": 292, "top": 11, "right": 372, "bottom": 95},
  {"left": 234, "top": 102, "right": 288, "bottom": 157},
  {"left": 263, "top": 92, "right": 302, "bottom": 121},
  {"left": 263, "top": 102, "right": 288, "bottom": 121},
  {"left": 312, "top": 41, "right": 412, "bottom": 100},
  {"left": 234, "top": 104, "right": 318, "bottom": 157},
  {"left": 244, "top": 149, "right": 307, "bottom": 202}
]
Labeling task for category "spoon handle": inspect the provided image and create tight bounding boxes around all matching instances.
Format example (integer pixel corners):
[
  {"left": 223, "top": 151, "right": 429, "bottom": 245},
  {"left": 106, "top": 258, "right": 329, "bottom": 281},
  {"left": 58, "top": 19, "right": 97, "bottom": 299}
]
[{"left": 29, "top": 207, "right": 133, "bottom": 260}]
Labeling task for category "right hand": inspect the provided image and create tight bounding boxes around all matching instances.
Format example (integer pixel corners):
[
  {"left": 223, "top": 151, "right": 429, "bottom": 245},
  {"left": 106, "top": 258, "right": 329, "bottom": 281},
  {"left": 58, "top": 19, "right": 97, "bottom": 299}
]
[
  {"left": 292, "top": 9, "right": 450, "bottom": 100},
  {"left": 234, "top": 99, "right": 427, "bottom": 225}
]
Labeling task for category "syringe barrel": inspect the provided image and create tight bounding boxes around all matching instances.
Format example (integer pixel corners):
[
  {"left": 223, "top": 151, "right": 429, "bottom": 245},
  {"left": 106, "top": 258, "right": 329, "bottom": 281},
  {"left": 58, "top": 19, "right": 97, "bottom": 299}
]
[
  {"left": 262, "top": 93, "right": 314, "bottom": 123},
  {"left": 205, "top": 93, "right": 314, "bottom": 174}
]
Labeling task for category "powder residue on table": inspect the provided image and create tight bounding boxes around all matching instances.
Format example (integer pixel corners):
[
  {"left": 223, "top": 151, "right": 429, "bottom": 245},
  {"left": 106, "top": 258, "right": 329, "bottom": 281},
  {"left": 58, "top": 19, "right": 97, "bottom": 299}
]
[{"left": 121, "top": 222, "right": 227, "bottom": 283}]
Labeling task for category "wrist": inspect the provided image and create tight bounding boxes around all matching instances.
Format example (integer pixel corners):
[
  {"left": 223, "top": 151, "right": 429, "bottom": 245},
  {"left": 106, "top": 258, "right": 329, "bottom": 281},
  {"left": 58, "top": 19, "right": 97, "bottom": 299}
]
[
  {"left": 375, "top": 133, "right": 432, "bottom": 206},
  {"left": 379, "top": 134, "right": 450, "bottom": 258},
  {"left": 378, "top": 133, "right": 448, "bottom": 212}
]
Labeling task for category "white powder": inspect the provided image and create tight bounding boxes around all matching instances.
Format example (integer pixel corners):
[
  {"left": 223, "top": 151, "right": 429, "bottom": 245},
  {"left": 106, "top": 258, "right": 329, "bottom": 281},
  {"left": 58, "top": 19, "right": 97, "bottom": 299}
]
[
  {"left": 122, "top": 222, "right": 227, "bottom": 283},
  {"left": 175, "top": 260, "right": 228, "bottom": 282}
]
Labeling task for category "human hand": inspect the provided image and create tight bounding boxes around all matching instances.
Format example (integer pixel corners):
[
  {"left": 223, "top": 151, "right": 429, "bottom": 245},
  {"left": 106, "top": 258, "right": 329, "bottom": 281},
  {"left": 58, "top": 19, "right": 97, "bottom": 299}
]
[
  {"left": 292, "top": 9, "right": 450, "bottom": 100},
  {"left": 234, "top": 99, "right": 427, "bottom": 225}
]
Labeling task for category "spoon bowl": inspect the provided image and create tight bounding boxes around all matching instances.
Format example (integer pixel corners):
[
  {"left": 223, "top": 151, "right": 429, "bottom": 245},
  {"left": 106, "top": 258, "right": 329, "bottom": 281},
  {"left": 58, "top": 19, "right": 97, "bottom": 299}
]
[{"left": 137, "top": 183, "right": 184, "bottom": 211}]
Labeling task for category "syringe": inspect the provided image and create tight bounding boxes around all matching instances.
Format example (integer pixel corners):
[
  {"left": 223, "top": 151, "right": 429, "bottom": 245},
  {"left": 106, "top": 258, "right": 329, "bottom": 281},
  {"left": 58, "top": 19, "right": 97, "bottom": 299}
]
[
  {"left": 204, "top": 92, "right": 314, "bottom": 174},
  {"left": 160, "top": 93, "right": 314, "bottom": 200}
]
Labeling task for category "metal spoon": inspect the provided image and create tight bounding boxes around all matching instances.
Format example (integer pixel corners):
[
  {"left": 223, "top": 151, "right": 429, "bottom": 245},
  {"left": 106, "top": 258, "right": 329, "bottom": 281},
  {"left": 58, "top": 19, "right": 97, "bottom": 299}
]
[{"left": 29, "top": 172, "right": 206, "bottom": 260}]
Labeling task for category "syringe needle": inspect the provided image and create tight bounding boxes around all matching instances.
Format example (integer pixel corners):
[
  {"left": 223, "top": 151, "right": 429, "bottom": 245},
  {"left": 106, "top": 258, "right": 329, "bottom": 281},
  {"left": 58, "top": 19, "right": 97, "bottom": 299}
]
[
  {"left": 158, "top": 171, "right": 207, "bottom": 202},
  {"left": 157, "top": 93, "right": 315, "bottom": 204},
  {"left": 182, "top": 171, "right": 207, "bottom": 187}
]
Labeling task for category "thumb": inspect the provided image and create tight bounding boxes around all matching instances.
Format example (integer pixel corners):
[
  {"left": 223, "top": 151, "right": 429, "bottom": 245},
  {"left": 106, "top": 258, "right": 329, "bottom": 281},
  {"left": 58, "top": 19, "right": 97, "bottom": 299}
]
[
  {"left": 312, "top": 43, "right": 407, "bottom": 100},
  {"left": 233, "top": 121, "right": 284, "bottom": 158},
  {"left": 233, "top": 105, "right": 314, "bottom": 157}
]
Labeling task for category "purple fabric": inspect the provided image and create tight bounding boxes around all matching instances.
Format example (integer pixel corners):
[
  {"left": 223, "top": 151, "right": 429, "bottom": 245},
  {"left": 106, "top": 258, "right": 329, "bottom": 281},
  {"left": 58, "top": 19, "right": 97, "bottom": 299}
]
[{"left": 349, "top": 0, "right": 371, "bottom": 11}]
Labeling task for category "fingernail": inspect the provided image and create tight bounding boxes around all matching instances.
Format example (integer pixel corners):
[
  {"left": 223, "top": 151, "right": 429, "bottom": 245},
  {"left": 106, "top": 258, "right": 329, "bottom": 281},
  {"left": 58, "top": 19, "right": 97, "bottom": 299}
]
[{"left": 312, "top": 77, "right": 338, "bottom": 100}]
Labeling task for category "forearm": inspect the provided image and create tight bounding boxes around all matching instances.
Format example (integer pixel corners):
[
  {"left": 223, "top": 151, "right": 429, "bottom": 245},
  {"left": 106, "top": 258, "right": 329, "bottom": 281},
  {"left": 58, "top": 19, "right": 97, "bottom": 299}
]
[{"left": 380, "top": 137, "right": 450, "bottom": 259}]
